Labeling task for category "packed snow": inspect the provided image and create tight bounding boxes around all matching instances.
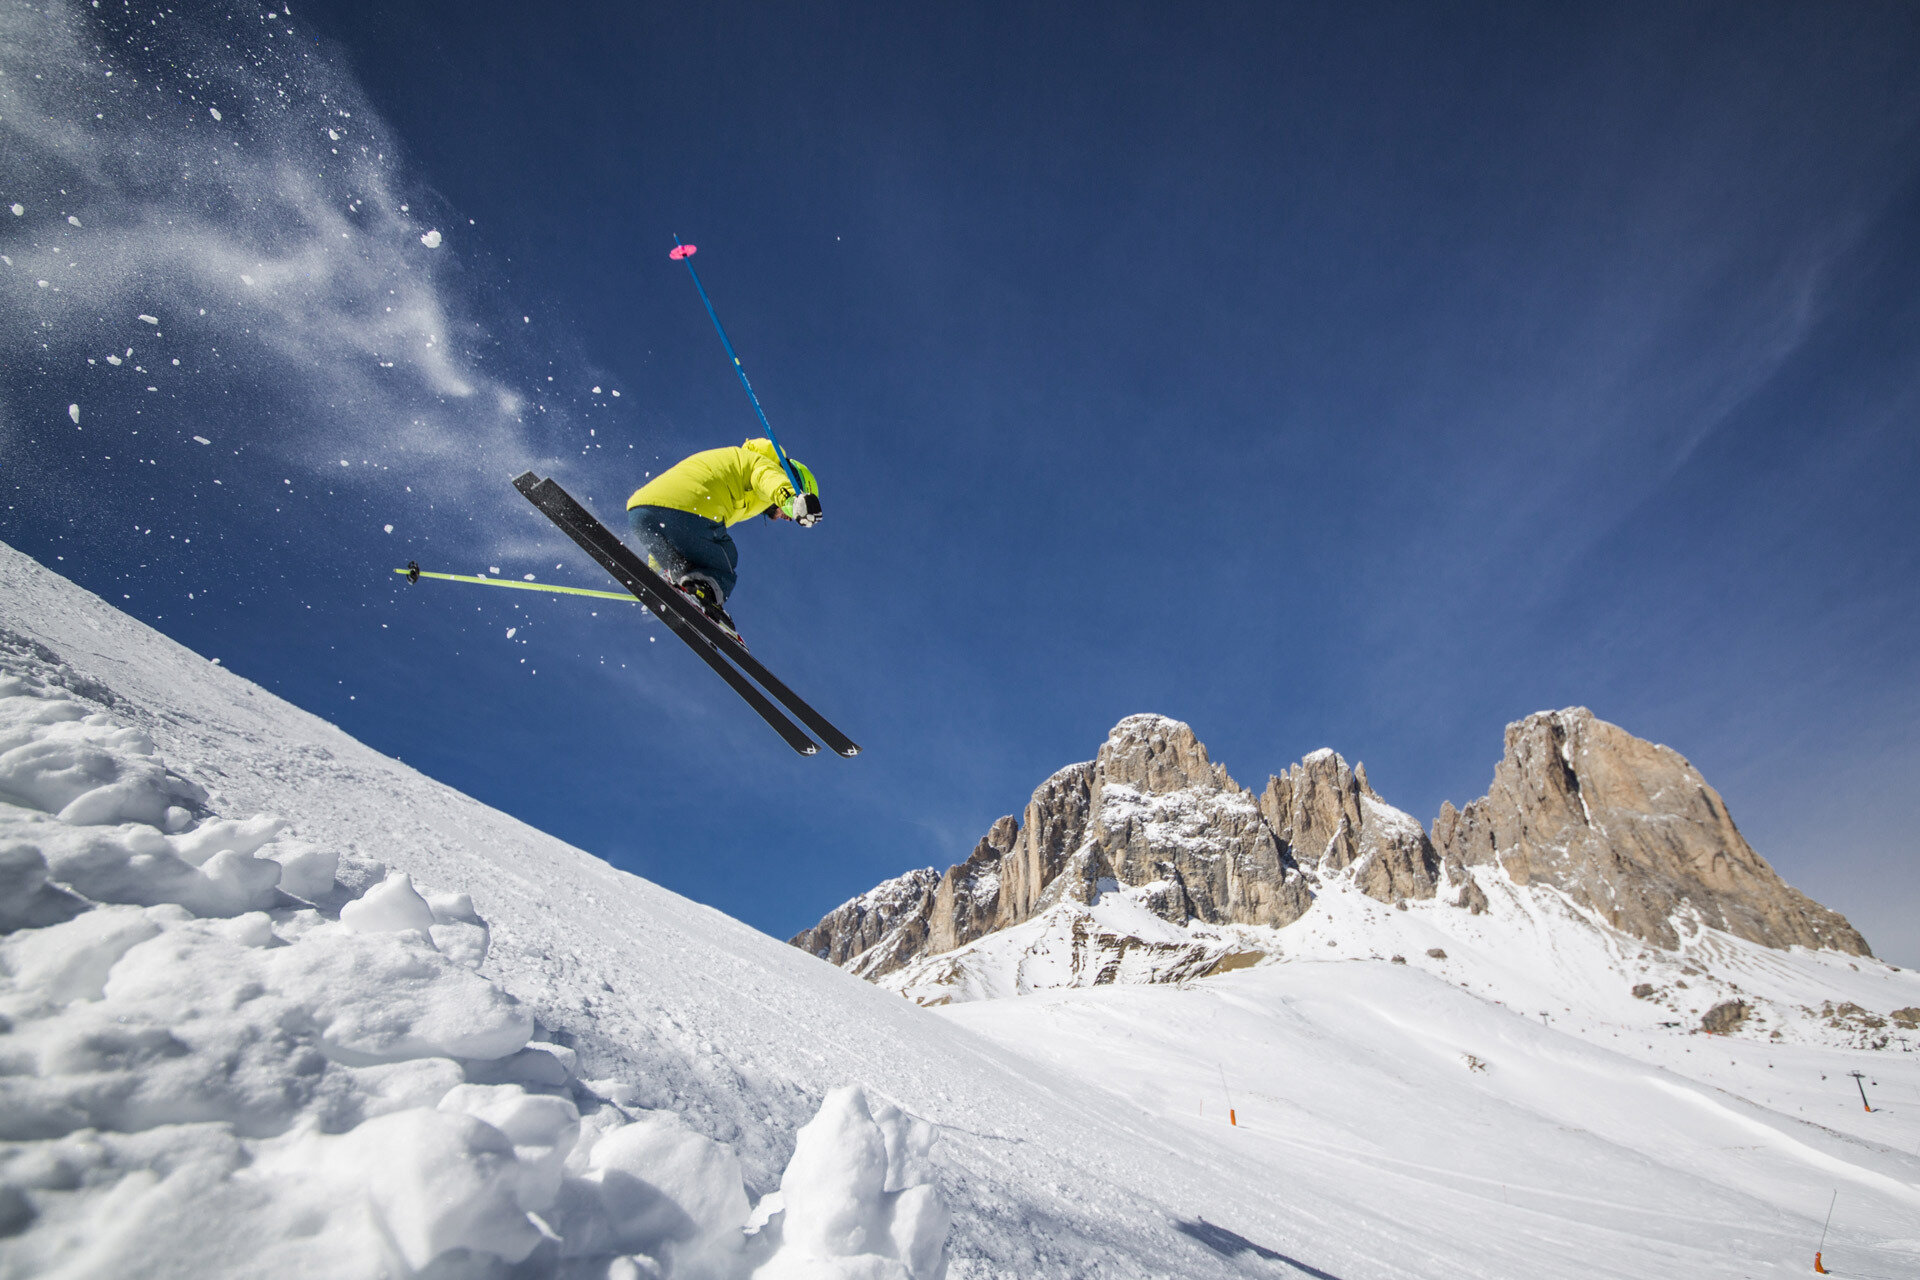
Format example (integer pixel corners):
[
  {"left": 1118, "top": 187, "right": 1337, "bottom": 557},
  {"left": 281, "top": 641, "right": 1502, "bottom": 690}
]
[{"left": 5, "top": 540, "right": 1918, "bottom": 1278}]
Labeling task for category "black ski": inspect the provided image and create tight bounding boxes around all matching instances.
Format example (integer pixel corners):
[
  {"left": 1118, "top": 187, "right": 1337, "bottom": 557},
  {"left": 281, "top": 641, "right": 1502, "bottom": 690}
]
[{"left": 513, "top": 472, "right": 861, "bottom": 759}]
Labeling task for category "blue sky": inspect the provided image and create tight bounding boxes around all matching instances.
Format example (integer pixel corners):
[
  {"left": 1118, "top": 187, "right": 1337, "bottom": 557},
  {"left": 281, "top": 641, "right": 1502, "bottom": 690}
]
[{"left": 4, "top": 1, "right": 1917, "bottom": 962}]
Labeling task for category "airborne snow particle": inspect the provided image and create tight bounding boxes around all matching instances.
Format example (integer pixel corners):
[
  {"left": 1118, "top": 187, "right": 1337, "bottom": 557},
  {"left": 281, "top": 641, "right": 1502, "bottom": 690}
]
[
  {"left": 209, "top": 107, "right": 222, "bottom": 120},
  {"left": 107, "top": 355, "right": 122, "bottom": 365},
  {"left": 67, "top": 215, "right": 82, "bottom": 227},
  {"left": 68, "top": 404, "right": 80, "bottom": 424},
  {"left": 421, "top": 229, "right": 442, "bottom": 248},
  {"left": 523, "top": 574, "right": 535, "bottom": 581},
  {"left": 138, "top": 314, "right": 158, "bottom": 324},
  {"left": 488, "top": 567, "right": 500, "bottom": 575},
  {"left": 383, "top": 524, "right": 393, "bottom": 533},
  {"left": 506, "top": 627, "right": 517, "bottom": 639},
  {"left": 592, "top": 386, "right": 602, "bottom": 394},
  {"left": 8, "top": 204, "right": 22, "bottom": 216},
  {"left": 192, "top": 435, "right": 211, "bottom": 445},
  {"left": 611, "top": 389, "right": 620, "bottom": 397},
  {"left": 240, "top": 274, "right": 255, "bottom": 286}
]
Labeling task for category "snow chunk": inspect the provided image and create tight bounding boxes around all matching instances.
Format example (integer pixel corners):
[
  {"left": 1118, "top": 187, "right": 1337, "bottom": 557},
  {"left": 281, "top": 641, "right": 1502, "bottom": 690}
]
[
  {"left": 754, "top": 1086, "right": 949, "bottom": 1280},
  {"left": 1, "top": 904, "right": 164, "bottom": 1002},
  {"left": 0, "top": 719, "right": 203, "bottom": 826},
  {"left": 67, "top": 404, "right": 79, "bottom": 424},
  {"left": 438, "top": 1083, "right": 580, "bottom": 1210},
  {"left": 138, "top": 314, "right": 158, "bottom": 325},
  {"left": 306, "top": 1108, "right": 545, "bottom": 1267},
  {"left": 0, "top": 843, "right": 88, "bottom": 931},
  {"left": 573, "top": 1109, "right": 750, "bottom": 1271},
  {"left": 420, "top": 229, "right": 442, "bottom": 248},
  {"left": 193, "top": 435, "right": 211, "bottom": 444},
  {"left": 340, "top": 870, "right": 437, "bottom": 937},
  {"left": 208, "top": 107, "right": 221, "bottom": 120},
  {"left": 268, "top": 838, "right": 338, "bottom": 900},
  {"left": 9, "top": 203, "right": 22, "bottom": 216},
  {"left": 261, "top": 925, "right": 532, "bottom": 1061},
  {"left": 171, "top": 814, "right": 286, "bottom": 866},
  {"left": 33, "top": 823, "right": 281, "bottom": 917},
  {"left": 426, "top": 889, "right": 491, "bottom": 969}
]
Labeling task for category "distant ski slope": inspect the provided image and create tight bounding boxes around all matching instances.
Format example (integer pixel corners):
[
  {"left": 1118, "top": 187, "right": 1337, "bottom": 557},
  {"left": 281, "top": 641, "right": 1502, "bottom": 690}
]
[{"left": 5, "top": 538, "right": 1916, "bottom": 1279}]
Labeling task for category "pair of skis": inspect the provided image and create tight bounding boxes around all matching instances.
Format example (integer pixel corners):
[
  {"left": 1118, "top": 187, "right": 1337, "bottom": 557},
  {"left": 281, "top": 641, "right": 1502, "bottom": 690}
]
[{"left": 513, "top": 472, "right": 859, "bottom": 759}]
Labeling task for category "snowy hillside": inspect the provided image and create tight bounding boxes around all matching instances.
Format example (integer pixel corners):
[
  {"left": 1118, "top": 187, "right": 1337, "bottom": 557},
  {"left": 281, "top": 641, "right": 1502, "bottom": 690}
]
[{"left": 5, "top": 540, "right": 1919, "bottom": 1279}]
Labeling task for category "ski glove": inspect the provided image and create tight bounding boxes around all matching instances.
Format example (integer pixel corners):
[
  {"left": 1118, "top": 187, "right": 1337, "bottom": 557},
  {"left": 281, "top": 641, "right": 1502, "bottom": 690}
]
[{"left": 783, "top": 491, "right": 823, "bottom": 527}]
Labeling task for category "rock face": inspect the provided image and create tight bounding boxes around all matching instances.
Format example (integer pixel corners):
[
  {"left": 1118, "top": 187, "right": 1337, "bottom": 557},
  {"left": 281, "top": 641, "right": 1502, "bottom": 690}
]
[
  {"left": 1431, "top": 708, "right": 1869, "bottom": 956},
  {"left": 1258, "top": 750, "right": 1441, "bottom": 905},
  {"left": 793, "top": 715, "right": 1442, "bottom": 978},
  {"left": 789, "top": 867, "right": 940, "bottom": 980},
  {"left": 794, "top": 706, "right": 1873, "bottom": 995}
]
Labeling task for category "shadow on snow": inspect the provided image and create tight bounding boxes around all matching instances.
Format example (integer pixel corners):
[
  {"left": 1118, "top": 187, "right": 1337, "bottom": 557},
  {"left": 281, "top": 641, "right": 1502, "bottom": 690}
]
[{"left": 1174, "top": 1218, "right": 1346, "bottom": 1280}]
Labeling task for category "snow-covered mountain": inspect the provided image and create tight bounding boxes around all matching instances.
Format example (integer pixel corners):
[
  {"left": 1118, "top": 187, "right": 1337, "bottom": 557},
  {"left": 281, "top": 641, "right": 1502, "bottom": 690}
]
[
  {"left": 6, "top": 540, "right": 1920, "bottom": 1279},
  {"left": 795, "top": 713, "right": 1881, "bottom": 1042}
]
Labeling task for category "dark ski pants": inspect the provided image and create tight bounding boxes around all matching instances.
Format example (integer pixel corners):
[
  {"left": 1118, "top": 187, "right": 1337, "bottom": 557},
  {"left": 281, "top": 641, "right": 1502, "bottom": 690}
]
[{"left": 627, "top": 504, "right": 740, "bottom": 600}]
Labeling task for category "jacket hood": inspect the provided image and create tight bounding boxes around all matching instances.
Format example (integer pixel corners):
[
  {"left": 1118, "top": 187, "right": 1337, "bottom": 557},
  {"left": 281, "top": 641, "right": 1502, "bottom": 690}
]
[{"left": 742, "top": 438, "right": 817, "bottom": 496}]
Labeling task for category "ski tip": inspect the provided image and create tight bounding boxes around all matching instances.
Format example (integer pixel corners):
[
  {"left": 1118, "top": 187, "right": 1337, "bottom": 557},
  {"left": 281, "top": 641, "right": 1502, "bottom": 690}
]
[
  {"left": 669, "top": 243, "right": 696, "bottom": 261},
  {"left": 837, "top": 744, "right": 861, "bottom": 758}
]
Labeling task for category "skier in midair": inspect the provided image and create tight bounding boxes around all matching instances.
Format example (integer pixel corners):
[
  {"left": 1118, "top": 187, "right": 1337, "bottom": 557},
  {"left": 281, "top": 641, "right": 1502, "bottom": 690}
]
[{"left": 625, "top": 437, "right": 822, "bottom": 642}]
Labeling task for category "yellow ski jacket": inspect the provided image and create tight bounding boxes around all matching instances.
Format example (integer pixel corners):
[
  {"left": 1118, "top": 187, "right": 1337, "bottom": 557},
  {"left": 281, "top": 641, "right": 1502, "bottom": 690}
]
[{"left": 626, "top": 439, "right": 797, "bottom": 526}]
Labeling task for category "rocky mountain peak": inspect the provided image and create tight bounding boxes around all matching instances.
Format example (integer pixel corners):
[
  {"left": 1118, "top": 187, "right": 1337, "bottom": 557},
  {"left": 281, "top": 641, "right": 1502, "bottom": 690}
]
[
  {"left": 795, "top": 707, "right": 1873, "bottom": 1005},
  {"left": 1432, "top": 707, "right": 1869, "bottom": 955},
  {"left": 790, "top": 866, "right": 942, "bottom": 979},
  {"left": 1093, "top": 713, "right": 1232, "bottom": 795},
  {"left": 1259, "top": 747, "right": 1441, "bottom": 904}
]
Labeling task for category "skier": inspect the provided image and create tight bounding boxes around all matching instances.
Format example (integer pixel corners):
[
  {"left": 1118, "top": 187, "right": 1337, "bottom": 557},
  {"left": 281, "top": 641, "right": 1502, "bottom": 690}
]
[{"left": 625, "top": 437, "right": 822, "bottom": 642}]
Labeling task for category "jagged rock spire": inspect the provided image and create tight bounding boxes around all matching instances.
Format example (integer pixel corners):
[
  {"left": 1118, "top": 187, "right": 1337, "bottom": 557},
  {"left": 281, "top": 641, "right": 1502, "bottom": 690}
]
[{"left": 1431, "top": 707, "right": 1869, "bottom": 954}]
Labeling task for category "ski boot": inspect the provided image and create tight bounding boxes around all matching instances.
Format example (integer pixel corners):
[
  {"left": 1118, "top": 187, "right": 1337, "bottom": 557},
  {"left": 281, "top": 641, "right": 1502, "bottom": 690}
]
[{"left": 673, "top": 573, "right": 745, "bottom": 648}]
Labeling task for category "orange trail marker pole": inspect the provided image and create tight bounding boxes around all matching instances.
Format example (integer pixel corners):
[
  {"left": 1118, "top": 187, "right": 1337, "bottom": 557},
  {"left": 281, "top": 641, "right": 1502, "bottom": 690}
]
[
  {"left": 1848, "top": 1071, "right": 1874, "bottom": 1112},
  {"left": 1814, "top": 1188, "right": 1837, "bottom": 1273}
]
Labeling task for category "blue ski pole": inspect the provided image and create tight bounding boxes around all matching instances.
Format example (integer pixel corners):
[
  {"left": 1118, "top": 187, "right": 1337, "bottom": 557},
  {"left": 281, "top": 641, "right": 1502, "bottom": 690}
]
[{"left": 669, "top": 238, "right": 805, "bottom": 499}]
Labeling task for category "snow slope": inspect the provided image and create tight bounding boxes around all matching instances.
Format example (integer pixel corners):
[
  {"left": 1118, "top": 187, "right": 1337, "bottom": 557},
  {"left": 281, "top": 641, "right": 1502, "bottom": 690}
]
[{"left": 5, "top": 539, "right": 1918, "bottom": 1279}]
